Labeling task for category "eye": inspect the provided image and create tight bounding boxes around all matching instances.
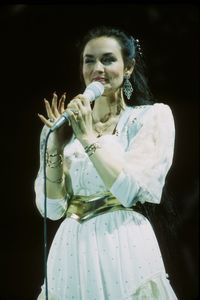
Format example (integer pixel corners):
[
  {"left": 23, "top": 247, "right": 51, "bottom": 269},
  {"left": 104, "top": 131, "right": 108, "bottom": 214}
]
[
  {"left": 101, "top": 56, "right": 116, "bottom": 65},
  {"left": 84, "top": 58, "right": 95, "bottom": 64}
]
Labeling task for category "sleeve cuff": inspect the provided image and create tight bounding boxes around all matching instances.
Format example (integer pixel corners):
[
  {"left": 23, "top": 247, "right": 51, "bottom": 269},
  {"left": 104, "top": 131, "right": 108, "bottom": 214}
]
[{"left": 36, "top": 196, "right": 68, "bottom": 220}]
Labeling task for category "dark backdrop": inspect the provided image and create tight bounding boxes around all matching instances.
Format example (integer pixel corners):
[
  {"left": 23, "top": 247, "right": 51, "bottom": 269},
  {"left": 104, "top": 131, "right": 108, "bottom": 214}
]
[{"left": 0, "top": 4, "right": 199, "bottom": 300}]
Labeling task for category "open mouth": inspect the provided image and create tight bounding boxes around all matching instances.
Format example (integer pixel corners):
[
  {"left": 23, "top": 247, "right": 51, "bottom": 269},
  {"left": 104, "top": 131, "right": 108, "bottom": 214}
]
[{"left": 93, "top": 77, "right": 107, "bottom": 84}]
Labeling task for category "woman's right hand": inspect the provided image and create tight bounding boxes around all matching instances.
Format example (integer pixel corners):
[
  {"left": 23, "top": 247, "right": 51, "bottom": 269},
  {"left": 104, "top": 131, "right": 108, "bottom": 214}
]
[{"left": 38, "top": 92, "right": 71, "bottom": 150}]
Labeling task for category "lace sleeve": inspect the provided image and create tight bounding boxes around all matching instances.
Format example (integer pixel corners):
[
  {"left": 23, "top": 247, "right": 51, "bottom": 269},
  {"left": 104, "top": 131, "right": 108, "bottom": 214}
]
[
  {"left": 110, "top": 103, "right": 175, "bottom": 207},
  {"left": 34, "top": 126, "right": 68, "bottom": 220}
]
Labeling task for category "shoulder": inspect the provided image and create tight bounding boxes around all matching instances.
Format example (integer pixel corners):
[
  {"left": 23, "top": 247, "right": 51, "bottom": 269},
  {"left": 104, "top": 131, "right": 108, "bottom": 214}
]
[
  {"left": 152, "top": 102, "right": 173, "bottom": 115},
  {"left": 143, "top": 103, "right": 175, "bottom": 136},
  {"left": 128, "top": 103, "right": 175, "bottom": 130},
  {"left": 121, "top": 103, "right": 174, "bottom": 131},
  {"left": 131, "top": 103, "right": 174, "bottom": 122},
  {"left": 128, "top": 102, "right": 173, "bottom": 112},
  {"left": 151, "top": 103, "right": 174, "bottom": 126}
]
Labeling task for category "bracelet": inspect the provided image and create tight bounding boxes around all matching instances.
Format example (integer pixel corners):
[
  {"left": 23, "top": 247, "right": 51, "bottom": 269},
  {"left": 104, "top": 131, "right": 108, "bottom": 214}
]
[
  {"left": 46, "top": 175, "right": 64, "bottom": 184},
  {"left": 46, "top": 151, "right": 63, "bottom": 168},
  {"left": 84, "top": 142, "right": 102, "bottom": 157}
]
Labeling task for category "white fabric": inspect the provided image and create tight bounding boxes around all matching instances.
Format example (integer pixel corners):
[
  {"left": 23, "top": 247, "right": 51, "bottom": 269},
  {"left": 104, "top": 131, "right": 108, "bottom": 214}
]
[{"left": 35, "top": 103, "right": 178, "bottom": 299}]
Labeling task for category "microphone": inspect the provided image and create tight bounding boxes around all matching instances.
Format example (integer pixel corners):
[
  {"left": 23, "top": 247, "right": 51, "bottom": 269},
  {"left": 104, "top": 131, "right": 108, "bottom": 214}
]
[{"left": 50, "top": 81, "right": 104, "bottom": 132}]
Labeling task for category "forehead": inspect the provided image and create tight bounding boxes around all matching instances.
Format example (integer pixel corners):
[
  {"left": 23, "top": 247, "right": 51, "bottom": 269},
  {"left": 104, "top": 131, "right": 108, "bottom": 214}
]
[{"left": 83, "top": 36, "right": 122, "bottom": 57}]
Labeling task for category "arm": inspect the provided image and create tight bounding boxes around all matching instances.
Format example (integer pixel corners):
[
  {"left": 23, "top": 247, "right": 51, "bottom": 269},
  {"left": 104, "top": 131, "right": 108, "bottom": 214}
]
[
  {"left": 34, "top": 126, "right": 69, "bottom": 220},
  {"left": 68, "top": 99, "right": 175, "bottom": 207},
  {"left": 110, "top": 103, "right": 175, "bottom": 206},
  {"left": 34, "top": 93, "right": 73, "bottom": 220}
]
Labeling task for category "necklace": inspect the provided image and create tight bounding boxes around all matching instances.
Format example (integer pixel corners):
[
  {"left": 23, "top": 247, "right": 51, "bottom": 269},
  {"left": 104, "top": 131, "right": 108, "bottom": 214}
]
[{"left": 93, "top": 113, "right": 120, "bottom": 137}]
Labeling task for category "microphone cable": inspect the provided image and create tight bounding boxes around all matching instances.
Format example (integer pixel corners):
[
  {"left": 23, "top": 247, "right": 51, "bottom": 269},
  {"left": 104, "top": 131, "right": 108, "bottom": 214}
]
[{"left": 43, "top": 129, "right": 52, "bottom": 300}]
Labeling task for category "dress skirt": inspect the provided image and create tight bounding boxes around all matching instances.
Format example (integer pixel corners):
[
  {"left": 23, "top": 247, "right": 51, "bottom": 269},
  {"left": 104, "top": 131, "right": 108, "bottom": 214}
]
[{"left": 37, "top": 209, "right": 178, "bottom": 300}]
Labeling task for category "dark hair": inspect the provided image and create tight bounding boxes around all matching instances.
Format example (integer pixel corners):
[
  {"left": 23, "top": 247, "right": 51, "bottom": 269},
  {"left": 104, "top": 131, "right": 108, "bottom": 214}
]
[{"left": 77, "top": 26, "right": 154, "bottom": 106}]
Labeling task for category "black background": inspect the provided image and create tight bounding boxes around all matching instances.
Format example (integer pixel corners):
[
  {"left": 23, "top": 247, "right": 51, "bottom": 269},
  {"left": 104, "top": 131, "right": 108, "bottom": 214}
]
[{"left": 0, "top": 3, "right": 199, "bottom": 300}]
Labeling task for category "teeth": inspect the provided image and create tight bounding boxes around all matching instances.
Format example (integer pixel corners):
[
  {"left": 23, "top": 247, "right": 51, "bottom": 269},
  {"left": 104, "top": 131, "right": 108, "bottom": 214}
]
[{"left": 93, "top": 78, "right": 107, "bottom": 83}]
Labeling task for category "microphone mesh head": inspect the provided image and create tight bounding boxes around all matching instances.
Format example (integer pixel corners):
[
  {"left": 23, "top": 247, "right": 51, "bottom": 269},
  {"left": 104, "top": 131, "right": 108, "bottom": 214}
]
[{"left": 84, "top": 81, "right": 104, "bottom": 101}]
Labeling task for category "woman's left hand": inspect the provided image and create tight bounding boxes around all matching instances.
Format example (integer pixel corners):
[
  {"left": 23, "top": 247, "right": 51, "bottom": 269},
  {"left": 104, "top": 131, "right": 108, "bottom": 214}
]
[{"left": 66, "top": 94, "right": 96, "bottom": 143}]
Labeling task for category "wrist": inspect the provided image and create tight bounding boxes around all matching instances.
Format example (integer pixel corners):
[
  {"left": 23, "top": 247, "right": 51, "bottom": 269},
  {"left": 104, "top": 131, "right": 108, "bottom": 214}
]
[
  {"left": 46, "top": 150, "right": 64, "bottom": 168},
  {"left": 48, "top": 132, "right": 67, "bottom": 152},
  {"left": 47, "top": 137, "right": 64, "bottom": 153},
  {"left": 84, "top": 142, "right": 102, "bottom": 157},
  {"left": 79, "top": 135, "right": 97, "bottom": 148}
]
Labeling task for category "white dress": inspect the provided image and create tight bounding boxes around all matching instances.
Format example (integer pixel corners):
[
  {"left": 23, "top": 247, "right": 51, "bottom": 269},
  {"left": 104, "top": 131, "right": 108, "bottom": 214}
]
[{"left": 35, "top": 103, "right": 178, "bottom": 300}]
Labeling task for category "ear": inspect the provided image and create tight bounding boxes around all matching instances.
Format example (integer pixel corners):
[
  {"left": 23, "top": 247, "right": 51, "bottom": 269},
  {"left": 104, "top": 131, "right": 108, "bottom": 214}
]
[{"left": 124, "top": 59, "right": 135, "bottom": 77}]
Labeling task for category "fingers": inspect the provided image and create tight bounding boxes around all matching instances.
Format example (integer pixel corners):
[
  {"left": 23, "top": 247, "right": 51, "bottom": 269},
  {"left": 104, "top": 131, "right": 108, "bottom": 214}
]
[
  {"left": 38, "top": 92, "right": 90, "bottom": 128},
  {"left": 76, "top": 94, "right": 92, "bottom": 110},
  {"left": 58, "top": 93, "right": 66, "bottom": 114},
  {"left": 44, "top": 98, "right": 55, "bottom": 120},
  {"left": 51, "top": 92, "right": 60, "bottom": 118},
  {"left": 43, "top": 92, "right": 66, "bottom": 120},
  {"left": 38, "top": 113, "right": 53, "bottom": 128},
  {"left": 67, "top": 94, "right": 91, "bottom": 117},
  {"left": 64, "top": 108, "right": 77, "bottom": 129}
]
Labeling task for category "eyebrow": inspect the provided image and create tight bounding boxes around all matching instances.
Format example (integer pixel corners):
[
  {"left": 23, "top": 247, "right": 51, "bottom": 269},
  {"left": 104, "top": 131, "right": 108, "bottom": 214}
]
[{"left": 84, "top": 52, "right": 114, "bottom": 58}]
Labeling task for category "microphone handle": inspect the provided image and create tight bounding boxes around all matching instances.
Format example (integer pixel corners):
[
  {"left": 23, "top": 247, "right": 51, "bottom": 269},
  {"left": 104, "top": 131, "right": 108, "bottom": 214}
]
[
  {"left": 50, "top": 109, "right": 79, "bottom": 132},
  {"left": 50, "top": 112, "right": 69, "bottom": 132}
]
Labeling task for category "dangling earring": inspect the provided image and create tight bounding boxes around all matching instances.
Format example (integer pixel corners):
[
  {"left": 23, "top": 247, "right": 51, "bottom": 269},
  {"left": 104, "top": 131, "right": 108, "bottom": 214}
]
[{"left": 123, "top": 74, "right": 133, "bottom": 100}]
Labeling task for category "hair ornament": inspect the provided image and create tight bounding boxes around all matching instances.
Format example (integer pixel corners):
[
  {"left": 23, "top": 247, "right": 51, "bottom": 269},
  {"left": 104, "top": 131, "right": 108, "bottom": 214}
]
[{"left": 135, "top": 38, "right": 143, "bottom": 57}]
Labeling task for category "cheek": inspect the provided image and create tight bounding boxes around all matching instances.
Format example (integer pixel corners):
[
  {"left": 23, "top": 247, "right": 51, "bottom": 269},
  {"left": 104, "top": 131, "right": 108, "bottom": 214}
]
[
  {"left": 83, "top": 65, "right": 92, "bottom": 78},
  {"left": 110, "top": 67, "right": 124, "bottom": 82},
  {"left": 82, "top": 67, "right": 89, "bottom": 82},
  {"left": 82, "top": 66, "right": 87, "bottom": 76}
]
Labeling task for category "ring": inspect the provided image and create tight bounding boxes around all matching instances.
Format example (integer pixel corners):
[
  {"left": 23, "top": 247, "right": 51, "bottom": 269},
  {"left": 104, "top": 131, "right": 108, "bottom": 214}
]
[
  {"left": 49, "top": 118, "right": 54, "bottom": 122},
  {"left": 70, "top": 109, "right": 79, "bottom": 115}
]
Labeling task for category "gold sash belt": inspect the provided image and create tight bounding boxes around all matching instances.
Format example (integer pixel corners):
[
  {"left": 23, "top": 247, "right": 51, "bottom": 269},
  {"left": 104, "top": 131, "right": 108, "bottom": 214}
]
[{"left": 66, "top": 192, "right": 133, "bottom": 223}]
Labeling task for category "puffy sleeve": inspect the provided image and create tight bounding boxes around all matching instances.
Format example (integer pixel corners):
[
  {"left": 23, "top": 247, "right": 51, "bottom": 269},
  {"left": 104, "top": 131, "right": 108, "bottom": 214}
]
[
  {"left": 110, "top": 103, "right": 175, "bottom": 207},
  {"left": 34, "top": 126, "right": 68, "bottom": 220}
]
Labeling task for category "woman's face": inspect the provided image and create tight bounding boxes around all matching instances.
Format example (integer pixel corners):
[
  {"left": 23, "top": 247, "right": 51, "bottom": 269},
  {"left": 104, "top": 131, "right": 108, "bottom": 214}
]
[{"left": 82, "top": 36, "right": 127, "bottom": 95}]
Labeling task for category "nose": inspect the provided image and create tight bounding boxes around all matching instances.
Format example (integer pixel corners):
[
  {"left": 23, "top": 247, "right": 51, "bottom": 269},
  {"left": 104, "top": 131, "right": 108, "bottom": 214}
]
[{"left": 93, "top": 60, "right": 104, "bottom": 73}]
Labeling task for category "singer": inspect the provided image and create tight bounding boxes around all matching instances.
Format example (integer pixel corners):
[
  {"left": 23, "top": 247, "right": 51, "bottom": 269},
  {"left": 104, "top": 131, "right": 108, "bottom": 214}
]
[{"left": 35, "top": 26, "right": 178, "bottom": 299}]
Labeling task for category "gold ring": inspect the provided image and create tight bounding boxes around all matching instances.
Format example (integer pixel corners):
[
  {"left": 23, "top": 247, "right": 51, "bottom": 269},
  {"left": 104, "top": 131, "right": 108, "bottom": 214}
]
[{"left": 71, "top": 109, "right": 79, "bottom": 115}]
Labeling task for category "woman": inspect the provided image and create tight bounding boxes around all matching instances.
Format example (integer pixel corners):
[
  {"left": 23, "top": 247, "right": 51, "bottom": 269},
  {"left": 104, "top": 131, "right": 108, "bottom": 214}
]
[{"left": 35, "top": 26, "right": 178, "bottom": 299}]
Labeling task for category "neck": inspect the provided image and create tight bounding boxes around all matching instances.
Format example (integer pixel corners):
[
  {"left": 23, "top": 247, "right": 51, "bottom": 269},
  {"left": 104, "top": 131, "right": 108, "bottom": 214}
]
[{"left": 92, "top": 89, "right": 126, "bottom": 123}]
